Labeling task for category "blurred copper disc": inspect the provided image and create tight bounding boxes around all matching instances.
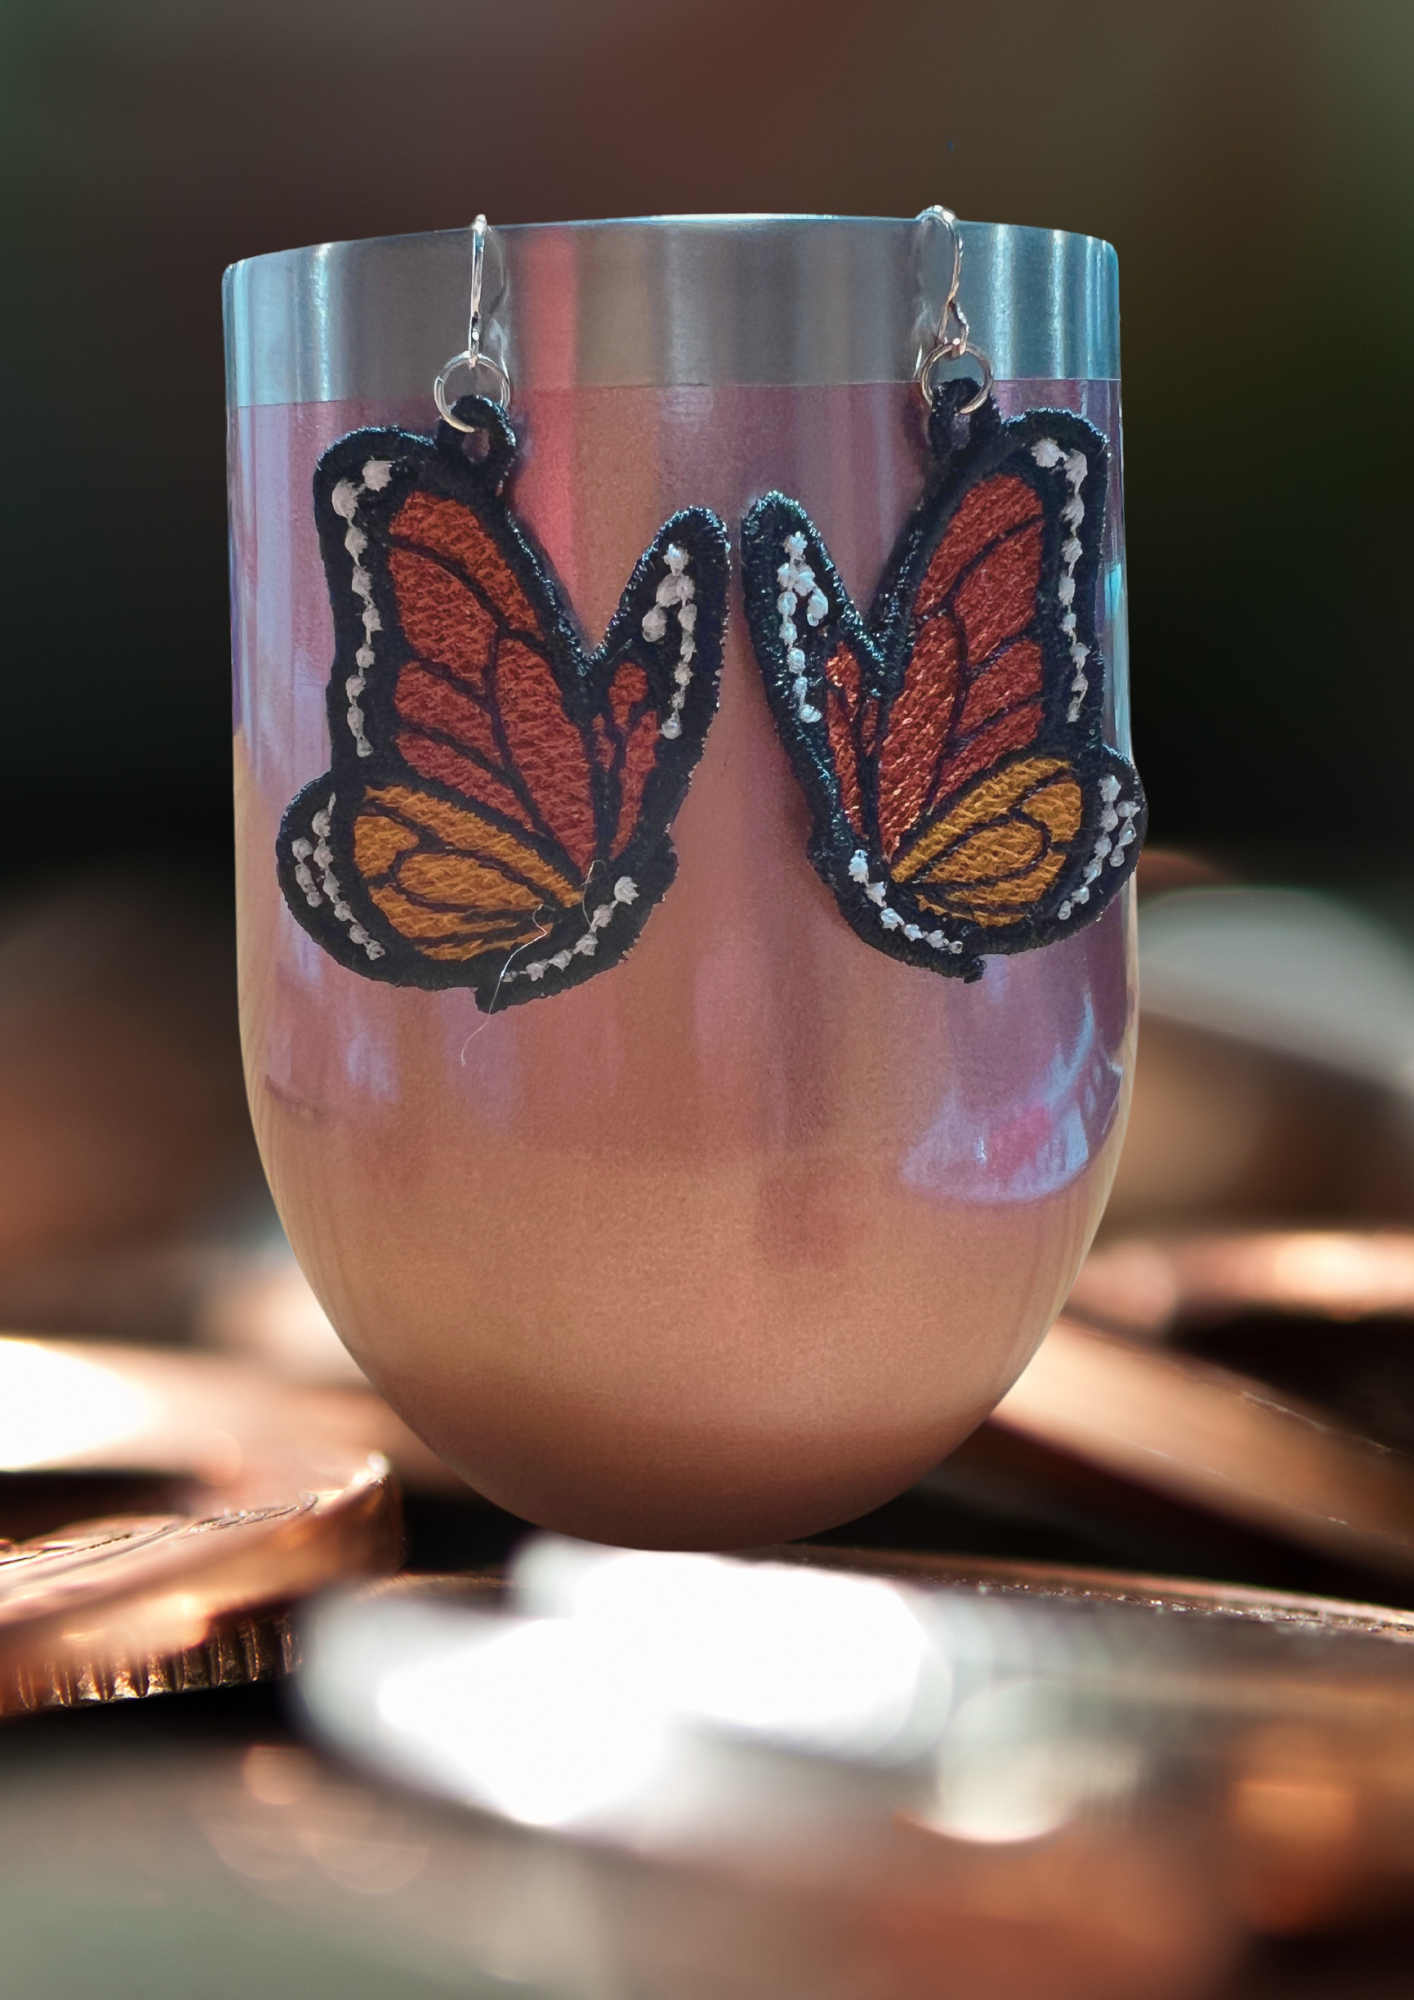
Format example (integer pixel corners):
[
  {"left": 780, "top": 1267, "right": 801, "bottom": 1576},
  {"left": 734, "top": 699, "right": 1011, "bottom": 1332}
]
[
  {"left": 779, "top": 1545, "right": 1414, "bottom": 1641},
  {"left": 1071, "top": 1227, "right": 1414, "bottom": 1339},
  {"left": 0, "top": 1335, "right": 401, "bottom": 1712},
  {"left": 397, "top": 1547, "right": 1414, "bottom": 1645},
  {"left": 314, "top": 1542, "right": 1414, "bottom": 1958},
  {"left": 978, "top": 1312, "right": 1414, "bottom": 1585},
  {"left": 789, "top": 1544, "right": 1414, "bottom": 1942}
]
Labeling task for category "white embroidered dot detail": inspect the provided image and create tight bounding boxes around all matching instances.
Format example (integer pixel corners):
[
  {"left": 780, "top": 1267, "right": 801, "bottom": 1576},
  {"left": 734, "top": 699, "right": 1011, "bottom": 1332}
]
[
  {"left": 330, "top": 460, "right": 394, "bottom": 759},
  {"left": 848, "top": 850, "right": 963, "bottom": 957},
  {"left": 503, "top": 875, "right": 640, "bottom": 986},
  {"left": 291, "top": 794, "right": 385, "bottom": 961},
  {"left": 1057, "top": 773, "right": 1139, "bottom": 922},
  {"left": 777, "top": 532, "right": 828, "bottom": 722},
  {"left": 1031, "top": 438, "right": 1091, "bottom": 723},
  {"left": 642, "top": 545, "right": 697, "bottom": 740}
]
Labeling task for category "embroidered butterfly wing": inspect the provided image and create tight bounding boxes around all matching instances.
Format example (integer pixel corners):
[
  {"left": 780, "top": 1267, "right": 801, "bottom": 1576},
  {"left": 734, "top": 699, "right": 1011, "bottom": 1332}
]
[
  {"left": 741, "top": 388, "right": 1145, "bottom": 982},
  {"left": 279, "top": 398, "right": 729, "bottom": 1009}
]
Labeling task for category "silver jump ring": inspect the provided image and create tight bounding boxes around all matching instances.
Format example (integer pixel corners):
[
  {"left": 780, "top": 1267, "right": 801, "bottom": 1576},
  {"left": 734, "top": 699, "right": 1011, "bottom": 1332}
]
[
  {"left": 434, "top": 213, "right": 511, "bottom": 428},
  {"left": 915, "top": 204, "right": 993, "bottom": 415},
  {"left": 434, "top": 350, "right": 513, "bottom": 429},
  {"left": 918, "top": 339, "right": 994, "bottom": 415}
]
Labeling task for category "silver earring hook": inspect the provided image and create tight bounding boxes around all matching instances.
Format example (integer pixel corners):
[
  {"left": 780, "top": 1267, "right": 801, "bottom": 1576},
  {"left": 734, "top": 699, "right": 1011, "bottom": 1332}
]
[
  {"left": 435, "top": 213, "right": 512, "bottom": 428},
  {"left": 915, "top": 205, "right": 993, "bottom": 416}
]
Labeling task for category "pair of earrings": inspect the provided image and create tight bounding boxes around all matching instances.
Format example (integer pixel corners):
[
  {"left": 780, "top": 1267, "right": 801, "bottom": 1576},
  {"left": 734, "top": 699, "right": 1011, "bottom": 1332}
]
[{"left": 280, "top": 212, "right": 1146, "bottom": 1012}]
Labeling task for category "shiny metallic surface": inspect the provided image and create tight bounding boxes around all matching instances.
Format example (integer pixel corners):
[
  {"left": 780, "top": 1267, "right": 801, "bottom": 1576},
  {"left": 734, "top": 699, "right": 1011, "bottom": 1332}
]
[
  {"left": 1072, "top": 1227, "right": 1414, "bottom": 1339},
  {"left": 913, "top": 204, "right": 995, "bottom": 413},
  {"left": 228, "top": 216, "right": 1134, "bottom": 1545},
  {"left": 433, "top": 213, "right": 515, "bottom": 425},
  {"left": 988, "top": 1314, "right": 1414, "bottom": 1582},
  {"left": 790, "top": 1546, "right": 1414, "bottom": 1642},
  {"left": 0, "top": 1336, "right": 402, "bottom": 1710},
  {"left": 0, "top": 1733, "right": 1239, "bottom": 2000},
  {"left": 14, "top": 1558, "right": 1414, "bottom": 1992},
  {"left": 291, "top": 1544, "right": 1414, "bottom": 1985},
  {"left": 433, "top": 350, "right": 511, "bottom": 426},
  {"left": 224, "top": 214, "right": 1119, "bottom": 407}
]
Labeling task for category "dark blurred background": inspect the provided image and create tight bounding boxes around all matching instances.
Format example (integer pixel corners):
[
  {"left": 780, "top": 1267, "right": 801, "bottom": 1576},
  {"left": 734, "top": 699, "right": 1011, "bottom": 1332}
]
[
  {"left": 0, "top": 0, "right": 1413, "bottom": 1280},
  {"left": 2, "top": 0, "right": 1412, "bottom": 891},
  {"left": 11, "top": 25, "right": 1414, "bottom": 1980}
]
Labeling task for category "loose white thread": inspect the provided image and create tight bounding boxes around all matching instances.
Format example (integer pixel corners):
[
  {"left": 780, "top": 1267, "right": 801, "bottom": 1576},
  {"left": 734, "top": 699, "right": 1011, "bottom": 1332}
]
[
  {"left": 848, "top": 851, "right": 965, "bottom": 956},
  {"left": 1056, "top": 773, "right": 1140, "bottom": 922},
  {"left": 776, "top": 532, "right": 829, "bottom": 722},
  {"left": 290, "top": 793, "right": 385, "bottom": 960},
  {"left": 329, "top": 458, "right": 394, "bottom": 758},
  {"left": 641, "top": 544, "right": 697, "bottom": 739},
  {"left": 503, "top": 875, "right": 640, "bottom": 985},
  {"left": 1031, "top": 438, "right": 1091, "bottom": 723}
]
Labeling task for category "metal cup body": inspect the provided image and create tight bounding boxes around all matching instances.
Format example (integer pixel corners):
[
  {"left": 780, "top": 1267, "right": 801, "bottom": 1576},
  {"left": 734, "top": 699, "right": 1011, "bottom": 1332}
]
[{"left": 225, "top": 216, "right": 1133, "bottom": 1545}]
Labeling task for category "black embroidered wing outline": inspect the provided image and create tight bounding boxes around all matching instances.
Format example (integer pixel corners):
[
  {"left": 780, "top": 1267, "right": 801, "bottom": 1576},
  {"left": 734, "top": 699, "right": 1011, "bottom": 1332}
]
[
  {"left": 740, "top": 381, "right": 1146, "bottom": 983},
  {"left": 278, "top": 396, "right": 730, "bottom": 1011}
]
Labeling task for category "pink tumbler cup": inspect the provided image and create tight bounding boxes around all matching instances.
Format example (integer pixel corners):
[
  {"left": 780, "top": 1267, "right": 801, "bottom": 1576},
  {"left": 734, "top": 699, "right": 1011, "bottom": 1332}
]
[{"left": 225, "top": 216, "right": 1133, "bottom": 1547}]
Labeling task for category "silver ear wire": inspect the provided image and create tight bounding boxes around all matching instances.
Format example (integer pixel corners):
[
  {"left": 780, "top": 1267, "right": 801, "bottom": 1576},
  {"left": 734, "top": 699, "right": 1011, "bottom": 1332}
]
[
  {"left": 915, "top": 205, "right": 994, "bottom": 415},
  {"left": 435, "top": 214, "right": 513, "bottom": 427}
]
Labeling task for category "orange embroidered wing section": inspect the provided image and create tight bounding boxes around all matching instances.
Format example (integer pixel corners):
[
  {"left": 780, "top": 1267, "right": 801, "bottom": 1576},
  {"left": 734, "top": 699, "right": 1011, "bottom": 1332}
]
[
  {"left": 391, "top": 660, "right": 529, "bottom": 827},
  {"left": 875, "top": 611, "right": 962, "bottom": 858},
  {"left": 383, "top": 489, "right": 599, "bottom": 876},
  {"left": 493, "top": 639, "right": 598, "bottom": 876},
  {"left": 596, "top": 657, "right": 672, "bottom": 860},
  {"left": 352, "top": 785, "right": 580, "bottom": 965},
  {"left": 889, "top": 755, "right": 1084, "bottom": 928},
  {"left": 952, "top": 514, "right": 1044, "bottom": 662},
  {"left": 876, "top": 473, "right": 1048, "bottom": 857},
  {"left": 290, "top": 417, "right": 731, "bottom": 1005},
  {"left": 821, "top": 641, "right": 869, "bottom": 839},
  {"left": 607, "top": 660, "right": 648, "bottom": 737},
  {"left": 390, "top": 491, "right": 546, "bottom": 639},
  {"left": 387, "top": 548, "right": 499, "bottom": 688},
  {"left": 743, "top": 404, "right": 1135, "bottom": 980},
  {"left": 914, "top": 475, "right": 1042, "bottom": 616},
  {"left": 613, "top": 718, "right": 662, "bottom": 856}
]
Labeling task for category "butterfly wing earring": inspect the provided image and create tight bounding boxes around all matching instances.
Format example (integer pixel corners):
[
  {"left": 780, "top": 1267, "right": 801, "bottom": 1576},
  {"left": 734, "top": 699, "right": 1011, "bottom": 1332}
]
[
  {"left": 279, "top": 217, "right": 730, "bottom": 1011},
  {"left": 741, "top": 207, "right": 1145, "bottom": 984}
]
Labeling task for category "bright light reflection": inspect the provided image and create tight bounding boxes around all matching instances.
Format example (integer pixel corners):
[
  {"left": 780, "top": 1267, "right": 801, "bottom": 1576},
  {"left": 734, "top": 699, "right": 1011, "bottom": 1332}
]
[
  {"left": 0, "top": 1340, "right": 156, "bottom": 1470},
  {"left": 924, "top": 1682, "right": 1142, "bottom": 1845},
  {"left": 518, "top": 1546, "right": 946, "bottom": 1762},
  {"left": 930, "top": 1740, "right": 1089, "bottom": 1845},
  {"left": 365, "top": 1545, "right": 950, "bottom": 1829},
  {"left": 377, "top": 1617, "right": 670, "bottom": 1828}
]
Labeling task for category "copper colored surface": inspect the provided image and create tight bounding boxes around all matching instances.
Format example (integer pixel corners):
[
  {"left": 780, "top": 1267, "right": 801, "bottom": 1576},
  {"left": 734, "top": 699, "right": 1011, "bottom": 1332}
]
[
  {"left": 987, "top": 1315, "right": 1414, "bottom": 1581},
  {"left": 1072, "top": 1228, "right": 1414, "bottom": 1338},
  {"left": 776, "top": 1547, "right": 1414, "bottom": 1641},
  {"left": 303, "top": 1546, "right": 1414, "bottom": 1986},
  {"left": 792, "top": 1548, "right": 1414, "bottom": 1941},
  {"left": 0, "top": 1733, "right": 1239, "bottom": 2000},
  {"left": 234, "top": 379, "right": 1134, "bottom": 1549},
  {"left": 1099, "top": 1016, "right": 1414, "bottom": 1230},
  {"left": 304, "top": 1563, "right": 1244, "bottom": 1999},
  {"left": 0, "top": 1336, "right": 401, "bottom": 1712},
  {"left": 407, "top": 1547, "right": 1414, "bottom": 1644},
  {"left": 288, "top": 1385, "right": 473, "bottom": 1496},
  {"left": 0, "top": 1320, "right": 465, "bottom": 1496}
]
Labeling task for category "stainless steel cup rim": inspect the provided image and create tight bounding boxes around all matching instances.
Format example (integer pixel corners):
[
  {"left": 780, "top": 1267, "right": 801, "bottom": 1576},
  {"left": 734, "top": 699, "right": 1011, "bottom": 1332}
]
[{"left": 224, "top": 212, "right": 1120, "bottom": 407}]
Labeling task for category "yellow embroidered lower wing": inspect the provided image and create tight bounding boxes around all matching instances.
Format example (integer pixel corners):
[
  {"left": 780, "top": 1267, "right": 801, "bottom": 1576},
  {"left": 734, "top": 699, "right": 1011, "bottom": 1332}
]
[
  {"left": 353, "top": 784, "right": 582, "bottom": 964},
  {"left": 889, "top": 755, "right": 1083, "bottom": 928}
]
